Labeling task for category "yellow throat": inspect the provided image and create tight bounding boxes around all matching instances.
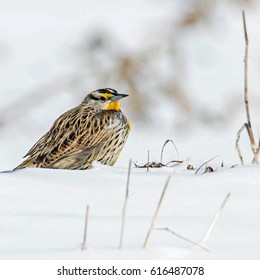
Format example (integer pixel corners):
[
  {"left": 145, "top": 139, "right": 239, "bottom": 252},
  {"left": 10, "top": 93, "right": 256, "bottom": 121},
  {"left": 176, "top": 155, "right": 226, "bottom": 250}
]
[{"left": 107, "top": 100, "right": 120, "bottom": 111}]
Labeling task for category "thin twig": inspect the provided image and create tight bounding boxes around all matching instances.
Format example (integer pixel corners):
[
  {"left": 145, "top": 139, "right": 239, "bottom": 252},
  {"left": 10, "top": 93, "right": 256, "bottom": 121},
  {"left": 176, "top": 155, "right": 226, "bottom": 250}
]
[
  {"left": 160, "top": 139, "right": 179, "bottom": 164},
  {"left": 201, "top": 192, "right": 231, "bottom": 244},
  {"left": 195, "top": 155, "right": 220, "bottom": 174},
  {"left": 252, "top": 138, "right": 260, "bottom": 164},
  {"left": 243, "top": 11, "right": 250, "bottom": 127},
  {"left": 154, "top": 227, "right": 209, "bottom": 252},
  {"left": 236, "top": 11, "right": 259, "bottom": 164},
  {"left": 143, "top": 175, "right": 171, "bottom": 249},
  {"left": 165, "top": 159, "right": 183, "bottom": 166},
  {"left": 81, "top": 205, "right": 90, "bottom": 250},
  {"left": 147, "top": 151, "right": 150, "bottom": 172},
  {"left": 242, "top": 11, "right": 258, "bottom": 155},
  {"left": 236, "top": 124, "right": 246, "bottom": 165},
  {"left": 119, "top": 159, "right": 132, "bottom": 249}
]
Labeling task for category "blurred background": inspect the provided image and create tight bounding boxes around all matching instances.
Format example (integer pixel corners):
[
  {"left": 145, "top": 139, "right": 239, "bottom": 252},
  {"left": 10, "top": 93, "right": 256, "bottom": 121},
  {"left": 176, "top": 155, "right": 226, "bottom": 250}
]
[{"left": 1, "top": 0, "right": 260, "bottom": 169}]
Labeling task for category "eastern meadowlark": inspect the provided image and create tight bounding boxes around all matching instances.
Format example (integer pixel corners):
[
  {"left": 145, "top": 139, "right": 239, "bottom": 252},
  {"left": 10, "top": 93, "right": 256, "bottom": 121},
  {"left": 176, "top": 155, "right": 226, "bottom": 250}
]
[{"left": 14, "top": 88, "right": 130, "bottom": 170}]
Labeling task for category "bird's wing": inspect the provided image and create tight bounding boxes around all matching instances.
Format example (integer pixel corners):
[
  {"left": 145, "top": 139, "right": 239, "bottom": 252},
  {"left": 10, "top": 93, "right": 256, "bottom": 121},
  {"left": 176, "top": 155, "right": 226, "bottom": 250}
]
[
  {"left": 21, "top": 105, "right": 122, "bottom": 167},
  {"left": 48, "top": 146, "right": 102, "bottom": 169}
]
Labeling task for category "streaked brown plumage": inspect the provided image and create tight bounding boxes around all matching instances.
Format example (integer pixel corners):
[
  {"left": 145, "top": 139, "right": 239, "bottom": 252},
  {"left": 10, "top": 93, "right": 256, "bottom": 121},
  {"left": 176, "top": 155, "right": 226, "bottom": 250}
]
[{"left": 14, "top": 88, "right": 130, "bottom": 170}]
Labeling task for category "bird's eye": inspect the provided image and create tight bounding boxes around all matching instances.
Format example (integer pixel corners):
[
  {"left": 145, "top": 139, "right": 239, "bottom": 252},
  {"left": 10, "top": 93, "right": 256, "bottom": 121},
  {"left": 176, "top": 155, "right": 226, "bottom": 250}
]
[{"left": 100, "top": 96, "right": 106, "bottom": 101}]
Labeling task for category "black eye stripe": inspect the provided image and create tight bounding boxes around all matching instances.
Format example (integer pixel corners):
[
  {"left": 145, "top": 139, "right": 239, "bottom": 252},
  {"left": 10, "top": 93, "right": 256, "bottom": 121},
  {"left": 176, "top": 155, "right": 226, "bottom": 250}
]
[
  {"left": 91, "top": 95, "right": 99, "bottom": 101},
  {"left": 90, "top": 95, "right": 107, "bottom": 101}
]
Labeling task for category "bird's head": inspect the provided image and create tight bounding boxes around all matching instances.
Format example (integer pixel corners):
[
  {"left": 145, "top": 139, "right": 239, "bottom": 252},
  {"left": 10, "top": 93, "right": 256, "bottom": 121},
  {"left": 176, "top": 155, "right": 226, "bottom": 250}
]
[{"left": 83, "top": 88, "right": 128, "bottom": 111}]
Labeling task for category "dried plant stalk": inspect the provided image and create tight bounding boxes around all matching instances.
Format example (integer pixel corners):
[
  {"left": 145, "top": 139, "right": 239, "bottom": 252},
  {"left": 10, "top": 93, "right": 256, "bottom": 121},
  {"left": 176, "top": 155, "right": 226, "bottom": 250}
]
[
  {"left": 201, "top": 193, "right": 231, "bottom": 244},
  {"left": 154, "top": 227, "right": 209, "bottom": 252},
  {"left": 252, "top": 139, "right": 260, "bottom": 164},
  {"left": 160, "top": 139, "right": 179, "bottom": 164},
  {"left": 119, "top": 159, "right": 132, "bottom": 249},
  {"left": 195, "top": 155, "right": 220, "bottom": 175},
  {"left": 236, "top": 124, "right": 246, "bottom": 165},
  {"left": 236, "top": 11, "right": 259, "bottom": 164},
  {"left": 242, "top": 11, "right": 255, "bottom": 149},
  {"left": 147, "top": 151, "right": 150, "bottom": 172},
  {"left": 143, "top": 176, "right": 171, "bottom": 249},
  {"left": 81, "top": 205, "right": 90, "bottom": 250}
]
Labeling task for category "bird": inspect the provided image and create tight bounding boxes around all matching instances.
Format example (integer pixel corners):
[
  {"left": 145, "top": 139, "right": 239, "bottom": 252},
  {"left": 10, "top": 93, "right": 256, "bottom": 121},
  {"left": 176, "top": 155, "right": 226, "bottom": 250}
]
[{"left": 14, "top": 88, "right": 131, "bottom": 170}]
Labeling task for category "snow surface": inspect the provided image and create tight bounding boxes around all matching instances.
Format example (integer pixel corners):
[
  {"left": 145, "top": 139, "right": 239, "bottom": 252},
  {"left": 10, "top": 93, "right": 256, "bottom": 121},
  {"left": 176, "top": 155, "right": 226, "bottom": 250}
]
[
  {"left": 1, "top": 0, "right": 260, "bottom": 260},
  {"left": 0, "top": 147, "right": 260, "bottom": 260}
]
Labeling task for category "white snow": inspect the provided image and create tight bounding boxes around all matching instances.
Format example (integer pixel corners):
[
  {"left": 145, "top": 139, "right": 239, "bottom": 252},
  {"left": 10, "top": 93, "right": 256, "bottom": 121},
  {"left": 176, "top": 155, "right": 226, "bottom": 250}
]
[
  {"left": 1, "top": 0, "right": 260, "bottom": 260},
  {"left": 0, "top": 131, "right": 260, "bottom": 260}
]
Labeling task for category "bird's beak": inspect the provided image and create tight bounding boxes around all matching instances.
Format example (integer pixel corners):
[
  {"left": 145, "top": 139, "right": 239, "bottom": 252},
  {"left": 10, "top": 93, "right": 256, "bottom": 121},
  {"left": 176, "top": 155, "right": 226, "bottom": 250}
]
[{"left": 110, "top": 93, "right": 128, "bottom": 101}]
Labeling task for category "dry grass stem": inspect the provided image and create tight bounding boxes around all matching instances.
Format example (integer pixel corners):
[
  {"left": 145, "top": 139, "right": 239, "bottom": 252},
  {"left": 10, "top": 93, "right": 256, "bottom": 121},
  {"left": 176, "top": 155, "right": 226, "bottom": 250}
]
[
  {"left": 81, "top": 205, "right": 90, "bottom": 250},
  {"left": 252, "top": 139, "right": 260, "bottom": 164},
  {"left": 134, "top": 140, "right": 183, "bottom": 169},
  {"left": 147, "top": 151, "right": 150, "bottom": 172},
  {"left": 243, "top": 11, "right": 250, "bottom": 127},
  {"left": 236, "top": 11, "right": 259, "bottom": 164},
  {"left": 195, "top": 155, "right": 220, "bottom": 174},
  {"left": 119, "top": 159, "right": 132, "bottom": 249},
  {"left": 160, "top": 139, "right": 179, "bottom": 164},
  {"left": 134, "top": 160, "right": 183, "bottom": 169},
  {"left": 201, "top": 192, "right": 231, "bottom": 244},
  {"left": 154, "top": 227, "right": 209, "bottom": 252},
  {"left": 143, "top": 176, "right": 171, "bottom": 249},
  {"left": 236, "top": 124, "right": 246, "bottom": 164},
  {"left": 242, "top": 11, "right": 255, "bottom": 150}
]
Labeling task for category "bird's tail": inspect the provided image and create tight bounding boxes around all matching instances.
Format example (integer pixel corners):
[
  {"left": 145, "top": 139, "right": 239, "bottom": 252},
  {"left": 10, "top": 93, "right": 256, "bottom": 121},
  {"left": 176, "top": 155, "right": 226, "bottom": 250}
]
[{"left": 13, "top": 158, "right": 35, "bottom": 171}]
